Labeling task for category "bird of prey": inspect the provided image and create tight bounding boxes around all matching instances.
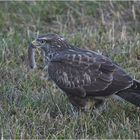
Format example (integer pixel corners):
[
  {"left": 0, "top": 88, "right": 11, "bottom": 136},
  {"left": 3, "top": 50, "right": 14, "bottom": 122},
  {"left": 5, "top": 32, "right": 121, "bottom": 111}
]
[{"left": 28, "top": 33, "right": 140, "bottom": 111}]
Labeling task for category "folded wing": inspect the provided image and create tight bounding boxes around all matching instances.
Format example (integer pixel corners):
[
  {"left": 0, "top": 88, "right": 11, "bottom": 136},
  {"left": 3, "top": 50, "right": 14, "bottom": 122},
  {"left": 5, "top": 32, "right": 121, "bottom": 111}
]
[{"left": 48, "top": 50, "right": 122, "bottom": 97}]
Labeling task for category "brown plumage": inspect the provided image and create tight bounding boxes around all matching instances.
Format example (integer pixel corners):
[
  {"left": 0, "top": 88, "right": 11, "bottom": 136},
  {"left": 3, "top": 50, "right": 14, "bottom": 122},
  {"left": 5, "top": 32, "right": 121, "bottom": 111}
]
[{"left": 28, "top": 33, "right": 140, "bottom": 110}]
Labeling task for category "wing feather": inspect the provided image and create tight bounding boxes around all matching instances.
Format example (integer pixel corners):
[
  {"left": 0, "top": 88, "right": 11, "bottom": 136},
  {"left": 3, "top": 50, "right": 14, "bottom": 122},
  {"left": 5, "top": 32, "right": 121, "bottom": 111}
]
[{"left": 48, "top": 50, "right": 116, "bottom": 95}]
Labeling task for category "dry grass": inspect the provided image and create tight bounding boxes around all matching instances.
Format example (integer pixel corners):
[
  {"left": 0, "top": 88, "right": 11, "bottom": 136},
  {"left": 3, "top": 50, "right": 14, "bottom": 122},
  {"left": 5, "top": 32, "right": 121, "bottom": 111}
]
[{"left": 0, "top": 1, "right": 140, "bottom": 139}]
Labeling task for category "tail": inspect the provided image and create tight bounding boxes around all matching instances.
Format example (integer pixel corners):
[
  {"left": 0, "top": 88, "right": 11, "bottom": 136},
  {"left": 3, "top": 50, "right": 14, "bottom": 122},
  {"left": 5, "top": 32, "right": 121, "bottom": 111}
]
[{"left": 116, "top": 80, "right": 140, "bottom": 107}]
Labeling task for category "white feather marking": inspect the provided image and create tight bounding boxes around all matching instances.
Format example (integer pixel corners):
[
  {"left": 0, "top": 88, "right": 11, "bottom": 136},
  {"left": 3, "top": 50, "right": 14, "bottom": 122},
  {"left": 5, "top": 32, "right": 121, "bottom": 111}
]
[
  {"left": 77, "top": 79, "right": 80, "bottom": 84},
  {"left": 72, "top": 81, "right": 75, "bottom": 88},
  {"left": 82, "top": 80, "right": 85, "bottom": 85},
  {"left": 57, "top": 45, "right": 61, "bottom": 48},
  {"left": 60, "top": 37, "right": 65, "bottom": 41},
  {"left": 83, "top": 73, "right": 91, "bottom": 84},
  {"left": 78, "top": 54, "right": 82, "bottom": 64},
  {"left": 61, "top": 72, "right": 72, "bottom": 88},
  {"left": 39, "top": 37, "right": 47, "bottom": 40},
  {"left": 68, "top": 49, "right": 76, "bottom": 52},
  {"left": 86, "top": 55, "right": 90, "bottom": 62},
  {"left": 72, "top": 54, "right": 76, "bottom": 62},
  {"left": 86, "top": 52, "right": 93, "bottom": 55}
]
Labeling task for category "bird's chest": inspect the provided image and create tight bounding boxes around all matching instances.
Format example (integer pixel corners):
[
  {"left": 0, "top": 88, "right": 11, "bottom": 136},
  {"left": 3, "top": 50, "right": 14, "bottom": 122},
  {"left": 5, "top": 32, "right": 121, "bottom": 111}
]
[{"left": 48, "top": 63, "right": 71, "bottom": 84}]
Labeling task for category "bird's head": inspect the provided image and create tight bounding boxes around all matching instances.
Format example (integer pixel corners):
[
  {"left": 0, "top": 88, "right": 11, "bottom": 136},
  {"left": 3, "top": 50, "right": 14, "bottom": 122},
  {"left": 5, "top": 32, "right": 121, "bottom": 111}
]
[{"left": 31, "top": 33, "right": 71, "bottom": 55}]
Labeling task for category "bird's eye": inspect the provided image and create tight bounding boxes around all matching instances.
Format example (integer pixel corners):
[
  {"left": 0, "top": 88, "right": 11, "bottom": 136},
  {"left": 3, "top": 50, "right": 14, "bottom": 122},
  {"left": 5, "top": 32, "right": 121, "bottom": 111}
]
[{"left": 40, "top": 40, "right": 46, "bottom": 44}]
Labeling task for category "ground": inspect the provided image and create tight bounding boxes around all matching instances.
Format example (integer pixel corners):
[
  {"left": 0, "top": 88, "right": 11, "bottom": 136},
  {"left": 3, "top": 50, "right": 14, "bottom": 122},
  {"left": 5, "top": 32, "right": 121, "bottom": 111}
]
[{"left": 0, "top": 1, "right": 140, "bottom": 139}]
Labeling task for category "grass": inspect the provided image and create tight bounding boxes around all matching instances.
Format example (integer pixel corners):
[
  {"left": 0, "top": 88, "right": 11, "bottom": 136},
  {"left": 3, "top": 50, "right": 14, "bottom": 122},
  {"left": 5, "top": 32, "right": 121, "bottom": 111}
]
[{"left": 0, "top": 1, "right": 140, "bottom": 139}]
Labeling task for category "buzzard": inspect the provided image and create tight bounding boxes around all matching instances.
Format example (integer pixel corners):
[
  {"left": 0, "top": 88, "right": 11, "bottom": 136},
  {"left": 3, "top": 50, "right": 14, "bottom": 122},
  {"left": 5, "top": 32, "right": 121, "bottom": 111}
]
[{"left": 28, "top": 33, "right": 140, "bottom": 111}]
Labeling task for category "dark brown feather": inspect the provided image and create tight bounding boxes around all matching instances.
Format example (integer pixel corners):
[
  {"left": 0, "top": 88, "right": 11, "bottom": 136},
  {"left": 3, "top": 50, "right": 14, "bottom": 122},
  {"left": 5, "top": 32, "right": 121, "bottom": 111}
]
[{"left": 48, "top": 49, "right": 132, "bottom": 97}]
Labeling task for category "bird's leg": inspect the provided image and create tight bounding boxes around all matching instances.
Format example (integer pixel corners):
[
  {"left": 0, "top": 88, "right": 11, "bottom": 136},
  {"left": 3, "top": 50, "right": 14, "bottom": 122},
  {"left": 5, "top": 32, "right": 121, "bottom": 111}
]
[
  {"left": 68, "top": 95, "right": 87, "bottom": 117},
  {"left": 68, "top": 95, "right": 107, "bottom": 118},
  {"left": 94, "top": 99, "right": 105, "bottom": 108},
  {"left": 91, "top": 99, "right": 107, "bottom": 118}
]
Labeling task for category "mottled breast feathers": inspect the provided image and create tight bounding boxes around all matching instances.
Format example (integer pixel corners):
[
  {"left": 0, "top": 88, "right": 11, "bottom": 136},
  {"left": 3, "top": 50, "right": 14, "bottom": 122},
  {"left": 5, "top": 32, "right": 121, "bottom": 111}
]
[{"left": 48, "top": 49, "right": 117, "bottom": 95}]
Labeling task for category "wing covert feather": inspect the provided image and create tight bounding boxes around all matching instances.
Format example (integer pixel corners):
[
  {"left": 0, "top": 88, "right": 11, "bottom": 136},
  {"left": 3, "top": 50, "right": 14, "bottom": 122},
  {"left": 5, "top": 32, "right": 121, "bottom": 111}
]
[{"left": 48, "top": 51, "right": 116, "bottom": 93}]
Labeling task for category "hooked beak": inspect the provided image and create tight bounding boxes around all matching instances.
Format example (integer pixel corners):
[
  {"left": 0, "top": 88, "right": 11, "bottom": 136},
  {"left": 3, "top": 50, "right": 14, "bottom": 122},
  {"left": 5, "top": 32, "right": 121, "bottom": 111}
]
[{"left": 31, "top": 40, "right": 41, "bottom": 48}]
